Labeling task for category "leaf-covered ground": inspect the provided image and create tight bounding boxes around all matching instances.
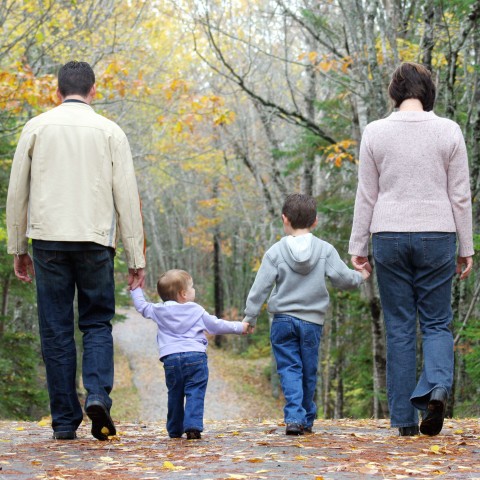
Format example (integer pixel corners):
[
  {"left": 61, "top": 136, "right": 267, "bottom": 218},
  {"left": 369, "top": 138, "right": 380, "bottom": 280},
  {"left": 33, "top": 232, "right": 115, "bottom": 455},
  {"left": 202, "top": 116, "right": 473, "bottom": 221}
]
[{"left": 1, "top": 417, "right": 479, "bottom": 479}]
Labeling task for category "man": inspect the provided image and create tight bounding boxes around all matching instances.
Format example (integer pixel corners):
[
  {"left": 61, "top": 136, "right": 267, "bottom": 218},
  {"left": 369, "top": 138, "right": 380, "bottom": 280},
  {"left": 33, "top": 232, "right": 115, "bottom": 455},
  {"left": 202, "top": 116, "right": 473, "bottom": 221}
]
[{"left": 6, "top": 61, "right": 146, "bottom": 441}]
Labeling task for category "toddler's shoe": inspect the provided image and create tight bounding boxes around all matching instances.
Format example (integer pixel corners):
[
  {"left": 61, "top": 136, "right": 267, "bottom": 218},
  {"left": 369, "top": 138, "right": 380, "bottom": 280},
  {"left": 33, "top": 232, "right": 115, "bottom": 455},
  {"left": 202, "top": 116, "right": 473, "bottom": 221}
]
[
  {"left": 398, "top": 425, "right": 419, "bottom": 436},
  {"left": 285, "top": 423, "right": 304, "bottom": 435},
  {"left": 186, "top": 429, "right": 201, "bottom": 440}
]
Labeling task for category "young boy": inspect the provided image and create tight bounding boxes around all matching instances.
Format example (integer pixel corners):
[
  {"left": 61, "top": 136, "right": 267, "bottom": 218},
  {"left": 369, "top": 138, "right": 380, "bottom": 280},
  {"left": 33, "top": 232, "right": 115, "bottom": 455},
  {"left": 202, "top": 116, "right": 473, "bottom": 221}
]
[
  {"left": 130, "top": 269, "right": 248, "bottom": 440},
  {"left": 243, "top": 193, "right": 370, "bottom": 435}
]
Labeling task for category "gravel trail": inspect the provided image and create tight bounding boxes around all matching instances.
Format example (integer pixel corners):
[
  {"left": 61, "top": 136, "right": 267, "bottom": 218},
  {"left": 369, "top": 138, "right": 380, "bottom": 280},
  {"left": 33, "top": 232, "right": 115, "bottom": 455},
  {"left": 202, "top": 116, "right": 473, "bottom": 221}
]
[{"left": 113, "top": 307, "right": 250, "bottom": 422}]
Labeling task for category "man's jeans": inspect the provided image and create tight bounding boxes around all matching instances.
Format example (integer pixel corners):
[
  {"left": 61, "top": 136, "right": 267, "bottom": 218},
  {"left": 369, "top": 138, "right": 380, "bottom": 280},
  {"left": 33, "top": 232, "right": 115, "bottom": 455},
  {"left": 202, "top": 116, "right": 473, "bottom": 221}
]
[
  {"left": 271, "top": 315, "right": 322, "bottom": 427},
  {"left": 373, "top": 232, "right": 456, "bottom": 427},
  {"left": 161, "top": 352, "right": 208, "bottom": 437},
  {"left": 33, "top": 246, "right": 115, "bottom": 433}
]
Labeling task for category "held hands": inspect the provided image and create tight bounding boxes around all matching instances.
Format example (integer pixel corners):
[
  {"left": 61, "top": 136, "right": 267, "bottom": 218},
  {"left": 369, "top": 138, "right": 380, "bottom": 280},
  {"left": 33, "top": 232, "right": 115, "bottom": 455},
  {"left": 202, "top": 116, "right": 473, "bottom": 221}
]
[
  {"left": 242, "top": 321, "right": 255, "bottom": 335},
  {"left": 351, "top": 255, "right": 372, "bottom": 281},
  {"left": 128, "top": 267, "right": 146, "bottom": 290}
]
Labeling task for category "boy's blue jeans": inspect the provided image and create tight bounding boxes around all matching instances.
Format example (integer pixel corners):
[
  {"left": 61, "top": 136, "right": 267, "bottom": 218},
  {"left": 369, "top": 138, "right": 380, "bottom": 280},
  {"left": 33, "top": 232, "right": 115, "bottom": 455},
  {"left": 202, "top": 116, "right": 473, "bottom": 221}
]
[
  {"left": 161, "top": 352, "right": 208, "bottom": 437},
  {"left": 373, "top": 232, "right": 456, "bottom": 428},
  {"left": 271, "top": 315, "right": 322, "bottom": 428},
  {"left": 33, "top": 246, "right": 115, "bottom": 434}
]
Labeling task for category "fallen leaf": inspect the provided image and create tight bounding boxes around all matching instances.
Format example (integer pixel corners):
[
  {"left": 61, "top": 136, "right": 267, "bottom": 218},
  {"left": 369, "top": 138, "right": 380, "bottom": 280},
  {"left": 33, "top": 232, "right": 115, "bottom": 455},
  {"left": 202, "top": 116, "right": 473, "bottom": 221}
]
[{"left": 162, "top": 461, "right": 185, "bottom": 471}]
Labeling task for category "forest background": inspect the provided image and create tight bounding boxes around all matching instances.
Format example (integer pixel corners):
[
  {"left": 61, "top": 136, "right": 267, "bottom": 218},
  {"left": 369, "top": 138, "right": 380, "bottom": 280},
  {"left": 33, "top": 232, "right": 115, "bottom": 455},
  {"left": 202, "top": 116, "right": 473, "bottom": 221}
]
[{"left": 0, "top": 0, "right": 479, "bottom": 422}]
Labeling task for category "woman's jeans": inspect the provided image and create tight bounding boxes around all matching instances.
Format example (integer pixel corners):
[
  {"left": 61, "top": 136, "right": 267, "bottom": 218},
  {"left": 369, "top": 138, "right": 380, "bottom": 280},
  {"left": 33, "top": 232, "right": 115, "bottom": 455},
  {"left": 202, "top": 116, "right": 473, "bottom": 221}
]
[
  {"left": 161, "top": 352, "right": 208, "bottom": 437},
  {"left": 271, "top": 315, "right": 323, "bottom": 427},
  {"left": 373, "top": 232, "right": 456, "bottom": 427},
  {"left": 33, "top": 246, "right": 116, "bottom": 433}
]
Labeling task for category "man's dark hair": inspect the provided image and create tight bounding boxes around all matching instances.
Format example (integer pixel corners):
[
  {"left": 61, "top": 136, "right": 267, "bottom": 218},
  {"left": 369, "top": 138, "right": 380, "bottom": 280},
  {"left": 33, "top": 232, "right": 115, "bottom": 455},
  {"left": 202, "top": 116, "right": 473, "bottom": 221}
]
[
  {"left": 58, "top": 61, "right": 95, "bottom": 98},
  {"left": 388, "top": 62, "right": 436, "bottom": 111},
  {"left": 282, "top": 193, "right": 317, "bottom": 229}
]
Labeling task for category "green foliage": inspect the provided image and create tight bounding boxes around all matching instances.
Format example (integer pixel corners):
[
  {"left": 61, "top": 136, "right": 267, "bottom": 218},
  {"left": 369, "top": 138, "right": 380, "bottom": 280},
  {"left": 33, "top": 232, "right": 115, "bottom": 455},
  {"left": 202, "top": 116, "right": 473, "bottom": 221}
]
[
  {"left": 239, "top": 310, "right": 272, "bottom": 359},
  {"left": 0, "top": 332, "right": 49, "bottom": 419},
  {"left": 455, "top": 320, "right": 480, "bottom": 417}
]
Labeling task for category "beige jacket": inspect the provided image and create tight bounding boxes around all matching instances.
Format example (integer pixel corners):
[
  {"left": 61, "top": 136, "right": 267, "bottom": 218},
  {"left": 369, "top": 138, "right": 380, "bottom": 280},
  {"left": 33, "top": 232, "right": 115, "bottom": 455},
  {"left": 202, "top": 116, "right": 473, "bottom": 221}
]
[{"left": 7, "top": 101, "right": 146, "bottom": 269}]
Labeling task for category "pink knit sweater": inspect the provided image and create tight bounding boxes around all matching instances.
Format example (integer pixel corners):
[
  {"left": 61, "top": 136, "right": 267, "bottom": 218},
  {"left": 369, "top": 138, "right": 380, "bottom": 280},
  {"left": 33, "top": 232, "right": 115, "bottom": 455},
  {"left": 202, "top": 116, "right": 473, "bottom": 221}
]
[{"left": 349, "top": 111, "right": 474, "bottom": 257}]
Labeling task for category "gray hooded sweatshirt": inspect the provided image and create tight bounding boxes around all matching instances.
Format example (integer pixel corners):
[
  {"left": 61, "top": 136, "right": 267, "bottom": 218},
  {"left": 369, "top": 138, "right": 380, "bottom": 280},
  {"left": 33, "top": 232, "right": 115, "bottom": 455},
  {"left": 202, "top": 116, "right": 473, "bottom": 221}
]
[{"left": 244, "top": 234, "right": 364, "bottom": 326}]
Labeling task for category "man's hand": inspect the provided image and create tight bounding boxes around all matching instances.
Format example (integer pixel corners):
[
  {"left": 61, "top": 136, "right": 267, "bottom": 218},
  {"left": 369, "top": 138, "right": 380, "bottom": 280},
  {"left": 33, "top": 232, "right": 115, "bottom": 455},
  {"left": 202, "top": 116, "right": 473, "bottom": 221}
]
[
  {"left": 456, "top": 256, "right": 473, "bottom": 280},
  {"left": 128, "top": 267, "right": 146, "bottom": 290},
  {"left": 14, "top": 254, "right": 35, "bottom": 283}
]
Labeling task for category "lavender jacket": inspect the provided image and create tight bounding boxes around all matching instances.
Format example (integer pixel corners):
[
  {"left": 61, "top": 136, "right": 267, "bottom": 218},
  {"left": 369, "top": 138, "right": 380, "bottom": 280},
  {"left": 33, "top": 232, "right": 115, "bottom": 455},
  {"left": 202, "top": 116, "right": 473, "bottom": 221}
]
[{"left": 131, "top": 288, "right": 244, "bottom": 358}]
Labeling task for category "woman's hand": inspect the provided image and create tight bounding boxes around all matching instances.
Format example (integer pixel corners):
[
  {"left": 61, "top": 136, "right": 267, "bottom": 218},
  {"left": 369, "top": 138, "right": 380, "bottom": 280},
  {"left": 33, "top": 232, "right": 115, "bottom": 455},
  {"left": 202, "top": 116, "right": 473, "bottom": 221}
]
[
  {"left": 351, "top": 255, "right": 372, "bottom": 273},
  {"left": 456, "top": 256, "right": 473, "bottom": 280}
]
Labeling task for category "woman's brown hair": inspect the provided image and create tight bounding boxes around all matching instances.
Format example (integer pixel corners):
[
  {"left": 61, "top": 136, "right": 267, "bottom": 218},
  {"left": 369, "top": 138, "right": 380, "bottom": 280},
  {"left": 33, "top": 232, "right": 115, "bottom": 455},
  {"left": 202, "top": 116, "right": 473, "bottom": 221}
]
[{"left": 388, "top": 62, "right": 436, "bottom": 111}]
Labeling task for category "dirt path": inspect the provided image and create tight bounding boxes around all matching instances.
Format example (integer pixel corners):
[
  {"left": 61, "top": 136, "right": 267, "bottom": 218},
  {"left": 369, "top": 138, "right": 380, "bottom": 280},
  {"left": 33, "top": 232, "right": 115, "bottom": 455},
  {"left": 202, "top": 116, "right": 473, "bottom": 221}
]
[
  {"left": 112, "top": 307, "right": 274, "bottom": 423},
  {"left": 1, "top": 418, "right": 479, "bottom": 479}
]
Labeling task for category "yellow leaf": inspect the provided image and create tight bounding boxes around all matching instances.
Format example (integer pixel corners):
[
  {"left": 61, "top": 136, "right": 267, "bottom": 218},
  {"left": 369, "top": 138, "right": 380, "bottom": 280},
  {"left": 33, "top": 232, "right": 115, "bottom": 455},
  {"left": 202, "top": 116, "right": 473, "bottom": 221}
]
[
  {"left": 227, "top": 475, "right": 248, "bottom": 479},
  {"left": 454, "top": 429, "right": 463, "bottom": 434},
  {"left": 430, "top": 445, "right": 441, "bottom": 454},
  {"left": 247, "top": 458, "right": 264, "bottom": 463},
  {"left": 294, "top": 455, "right": 308, "bottom": 460},
  {"left": 37, "top": 417, "right": 51, "bottom": 427},
  {"left": 14, "top": 427, "right": 25, "bottom": 431},
  {"left": 163, "top": 461, "right": 185, "bottom": 471}
]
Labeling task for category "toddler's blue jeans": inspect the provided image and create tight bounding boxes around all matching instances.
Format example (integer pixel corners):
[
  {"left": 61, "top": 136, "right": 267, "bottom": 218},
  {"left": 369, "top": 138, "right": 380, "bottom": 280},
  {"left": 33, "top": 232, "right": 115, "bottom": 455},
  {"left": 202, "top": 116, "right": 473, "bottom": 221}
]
[
  {"left": 161, "top": 352, "right": 208, "bottom": 437},
  {"left": 271, "top": 315, "right": 322, "bottom": 428}
]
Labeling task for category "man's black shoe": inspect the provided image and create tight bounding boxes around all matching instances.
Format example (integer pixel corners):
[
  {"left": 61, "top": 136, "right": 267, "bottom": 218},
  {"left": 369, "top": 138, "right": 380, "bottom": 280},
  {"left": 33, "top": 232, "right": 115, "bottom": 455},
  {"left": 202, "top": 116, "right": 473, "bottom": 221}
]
[
  {"left": 186, "top": 429, "right": 201, "bottom": 440},
  {"left": 286, "top": 423, "right": 304, "bottom": 435},
  {"left": 85, "top": 400, "right": 116, "bottom": 440},
  {"left": 398, "top": 425, "right": 419, "bottom": 436},
  {"left": 420, "top": 387, "right": 447, "bottom": 436},
  {"left": 53, "top": 431, "right": 77, "bottom": 440}
]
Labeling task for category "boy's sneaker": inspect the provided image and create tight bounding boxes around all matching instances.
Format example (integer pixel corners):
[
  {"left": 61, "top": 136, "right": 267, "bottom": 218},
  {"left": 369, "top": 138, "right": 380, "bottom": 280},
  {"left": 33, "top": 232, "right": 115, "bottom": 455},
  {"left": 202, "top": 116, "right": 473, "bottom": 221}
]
[
  {"left": 85, "top": 400, "right": 116, "bottom": 441},
  {"left": 304, "top": 426, "right": 313, "bottom": 434},
  {"left": 186, "top": 429, "right": 201, "bottom": 440},
  {"left": 286, "top": 423, "right": 304, "bottom": 435}
]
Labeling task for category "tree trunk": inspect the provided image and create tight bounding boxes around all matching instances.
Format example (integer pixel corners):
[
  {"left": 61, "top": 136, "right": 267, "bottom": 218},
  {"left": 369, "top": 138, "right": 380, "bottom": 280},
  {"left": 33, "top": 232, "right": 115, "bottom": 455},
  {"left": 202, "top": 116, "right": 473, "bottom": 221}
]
[
  {"left": 364, "top": 274, "right": 388, "bottom": 418},
  {"left": 0, "top": 272, "right": 11, "bottom": 337}
]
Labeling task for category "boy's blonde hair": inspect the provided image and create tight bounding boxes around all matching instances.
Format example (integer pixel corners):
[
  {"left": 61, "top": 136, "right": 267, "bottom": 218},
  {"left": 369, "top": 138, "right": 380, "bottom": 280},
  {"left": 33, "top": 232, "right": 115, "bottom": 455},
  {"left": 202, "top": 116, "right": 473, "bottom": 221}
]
[{"left": 157, "top": 269, "right": 192, "bottom": 302}]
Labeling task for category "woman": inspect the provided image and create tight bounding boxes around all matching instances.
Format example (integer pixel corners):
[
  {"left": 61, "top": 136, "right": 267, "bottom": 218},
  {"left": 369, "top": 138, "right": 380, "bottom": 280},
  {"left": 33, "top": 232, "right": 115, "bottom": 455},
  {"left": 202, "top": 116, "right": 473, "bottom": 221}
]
[{"left": 349, "top": 62, "right": 474, "bottom": 436}]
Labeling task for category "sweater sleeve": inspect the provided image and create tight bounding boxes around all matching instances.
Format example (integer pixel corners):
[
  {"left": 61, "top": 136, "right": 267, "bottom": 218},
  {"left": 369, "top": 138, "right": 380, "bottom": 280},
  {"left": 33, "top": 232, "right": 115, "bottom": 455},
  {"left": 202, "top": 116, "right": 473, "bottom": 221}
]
[
  {"left": 130, "top": 288, "right": 157, "bottom": 320},
  {"left": 243, "top": 253, "right": 277, "bottom": 326},
  {"left": 448, "top": 126, "right": 474, "bottom": 257},
  {"left": 201, "top": 313, "right": 244, "bottom": 335},
  {"left": 325, "top": 245, "right": 364, "bottom": 289},
  {"left": 349, "top": 127, "right": 379, "bottom": 257}
]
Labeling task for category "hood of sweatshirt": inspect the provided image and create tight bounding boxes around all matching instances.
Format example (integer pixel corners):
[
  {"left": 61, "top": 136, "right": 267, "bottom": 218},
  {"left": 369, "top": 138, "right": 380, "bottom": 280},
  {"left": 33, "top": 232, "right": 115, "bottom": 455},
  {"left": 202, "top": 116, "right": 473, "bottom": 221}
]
[
  {"left": 278, "top": 233, "right": 322, "bottom": 275},
  {"left": 155, "top": 301, "right": 205, "bottom": 335}
]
